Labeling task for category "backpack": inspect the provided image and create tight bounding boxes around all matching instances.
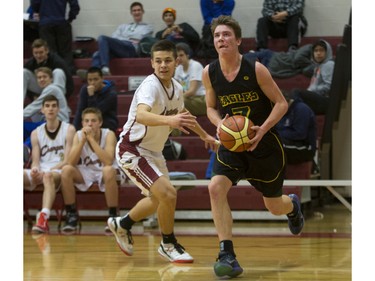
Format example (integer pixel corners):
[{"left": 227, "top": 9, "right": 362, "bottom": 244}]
[
  {"left": 138, "top": 36, "right": 158, "bottom": 57},
  {"left": 162, "top": 138, "right": 187, "bottom": 160}
]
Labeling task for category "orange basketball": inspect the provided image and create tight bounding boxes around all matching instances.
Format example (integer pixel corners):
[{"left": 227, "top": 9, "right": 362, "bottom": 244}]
[{"left": 219, "top": 115, "right": 255, "bottom": 152}]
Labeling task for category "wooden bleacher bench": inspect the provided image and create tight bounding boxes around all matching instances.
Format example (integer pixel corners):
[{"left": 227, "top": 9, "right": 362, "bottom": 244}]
[
  {"left": 24, "top": 181, "right": 144, "bottom": 226},
  {"left": 24, "top": 181, "right": 308, "bottom": 224}
]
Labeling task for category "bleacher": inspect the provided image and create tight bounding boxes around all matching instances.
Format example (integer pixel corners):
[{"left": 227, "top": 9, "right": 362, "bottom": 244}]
[{"left": 24, "top": 33, "right": 351, "bottom": 222}]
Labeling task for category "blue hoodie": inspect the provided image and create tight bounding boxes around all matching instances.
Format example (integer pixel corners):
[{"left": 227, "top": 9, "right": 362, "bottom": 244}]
[
  {"left": 31, "top": 0, "right": 80, "bottom": 25},
  {"left": 73, "top": 80, "right": 118, "bottom": 132},
  {"left": 200, "top": 0, "right": 235, "bottom": 25},
  {"left": 276, "top": 97, "right": 316, "bottom": 162}
]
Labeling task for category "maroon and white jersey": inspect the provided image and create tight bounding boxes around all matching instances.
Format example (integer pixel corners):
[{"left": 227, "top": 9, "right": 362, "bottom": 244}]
[
  {"left": 36, "top": 121, "right": 70, "bottom": 171},
  {"left": 117, "top": 74, "right": 184, "bottom": 153},
  {"left": 77, "top": 128, "right": 118, "bottom": 171}
]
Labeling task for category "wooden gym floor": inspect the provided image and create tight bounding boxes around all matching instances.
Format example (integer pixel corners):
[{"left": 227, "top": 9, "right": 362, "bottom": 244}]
[{"left": 24, "top": 203, "right": 351, "bottom": 281}]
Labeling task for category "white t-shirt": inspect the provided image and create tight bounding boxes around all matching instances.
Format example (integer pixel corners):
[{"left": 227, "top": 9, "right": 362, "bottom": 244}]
[
  {"left": 174, "top": 59, "right": 205, "bottom": 97},
  {"left": 117, "top": 74, "right": 184, "bottom": 152}
]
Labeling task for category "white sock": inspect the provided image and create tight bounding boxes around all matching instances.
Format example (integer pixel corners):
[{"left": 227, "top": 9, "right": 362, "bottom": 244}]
[{"left": 41, "top": 208, "right": 50, "bottom": 219}]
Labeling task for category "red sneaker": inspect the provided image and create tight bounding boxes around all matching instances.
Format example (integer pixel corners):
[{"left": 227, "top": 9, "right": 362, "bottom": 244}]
[{"left": 32, "top": 212, "right": 49, "bottom": 234}]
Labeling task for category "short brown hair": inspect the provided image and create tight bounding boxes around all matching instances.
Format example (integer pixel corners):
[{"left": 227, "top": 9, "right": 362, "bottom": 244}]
[
  {"left": 151, "top": 40, "right": 177, "bottom": 59},
  {"left": 35, "top": 67, "right": 52, "bottom": 78},
  {"left": 130, "top": 2, "right": 143, "bottom": 12},
  {"left": 211, "top": 15, "right": 242, "bottom": 39},
  {"left": 31, "top": 38, "right": 49, "bottom": 49},
  {"left": 42, "top": 94, "right": 59, "bottom": 107},
  {"left": 82, "top": 107, "right": 103, "bottom": 122}
]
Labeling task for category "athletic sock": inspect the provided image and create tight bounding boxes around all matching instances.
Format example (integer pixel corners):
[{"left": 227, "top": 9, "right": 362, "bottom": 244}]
[
  {"left": 220, "top": 240, "right": 235, "bottom": 257},
  {"left": 120, "top": 213, "right": 135, "bottom": 230},
  {"left": 41, "top": 208, "right": 50, "bottom": 219},
  {"left": 108, "top": 207, "right": 118, "bottom": 217},
  {"left": 65, "top": 204, "right": 77, "bottom": 214},
  {"left": 162, "top": 232, "right": 177, "bottom": 244}
]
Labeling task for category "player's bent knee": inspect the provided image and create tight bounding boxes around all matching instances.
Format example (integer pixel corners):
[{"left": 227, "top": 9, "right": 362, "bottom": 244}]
[
  {"left": 156, "top": 186, "right": 177, "bottom": 202},
  {"left": 208, "top": 183, "right": 228, "bottom": 199},
  {"left": 61, "top": 164, "right": 75, "bottom": 177},
  {"left": 43, "top": 171, "right": 54, "bottom": 183}
]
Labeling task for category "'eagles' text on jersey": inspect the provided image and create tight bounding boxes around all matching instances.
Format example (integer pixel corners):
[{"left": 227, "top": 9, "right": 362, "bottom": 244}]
[{"left": 208, "top": 56, "right": 274, "bottom": 127}]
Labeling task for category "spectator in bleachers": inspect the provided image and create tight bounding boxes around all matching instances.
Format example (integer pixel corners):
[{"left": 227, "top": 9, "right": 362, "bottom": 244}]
[
  {"left": 73, "top": 67, "right": 118, "bottom": 133},
  {"left": 174, "top": 43, "right": 206, "bottom": 116},
  {"left": 24, "top": 94, "right": 76, "bottom": 234},
  {"left": 155, "top": 8, "right": 200, "bottom": 55},
  {"left": 24, "top": 67, "right": 70, "bottom": 123},
  {"left": 30, "top": 0, "right": 80, "bottom": 75},
  {"left": 87, "top": 2, "right": 153, "bottom": 76},
  {"left": 291, "top": 39, "right": 334, "bottom": 115},
  {"left": 244, "top": 41, "right": 314, "bottom": 77},
  {"left": 197, "top": 0, "right": 235, "bottom": 59},
  {"left": 256, "top": 0, "right": 307, "bottom": 52},
  {"left": 24, "top": 67, "right": 71, "bottom": 148},
  {"left": 24, "top": 39, "right": 74, "bottom": 100},
  {"left": 60, "top": 107, "right": 122, "bottom": 233},
  {"left": 24, "top": 4, "right": 39, "bottom": 44},
  {"left": 276, "top": 93, "right": 316, "bottom": 165}
]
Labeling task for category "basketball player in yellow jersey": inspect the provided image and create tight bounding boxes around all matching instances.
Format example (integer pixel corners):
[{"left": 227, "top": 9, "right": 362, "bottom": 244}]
[{"left": 202, "top": 16, "right": 305, "bottom": 278}]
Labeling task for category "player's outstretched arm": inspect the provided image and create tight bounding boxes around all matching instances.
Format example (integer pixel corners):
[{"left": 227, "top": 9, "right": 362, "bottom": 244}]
[{"left": 136, "top": 104, "right": 197, "bottom": 135}]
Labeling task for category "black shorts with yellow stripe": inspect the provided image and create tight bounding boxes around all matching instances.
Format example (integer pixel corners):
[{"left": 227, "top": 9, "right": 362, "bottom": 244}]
[{"left": 213, "top": 131, "right": 286, "bottom": 198}]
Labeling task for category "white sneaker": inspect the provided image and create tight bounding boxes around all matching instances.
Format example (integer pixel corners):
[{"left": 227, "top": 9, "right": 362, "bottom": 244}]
[
  {"left": 107, "top": 217, "right": 134, "bottom": 256},
  {"left": 158, "top": 241, "right": 194, "bottom": 263}
]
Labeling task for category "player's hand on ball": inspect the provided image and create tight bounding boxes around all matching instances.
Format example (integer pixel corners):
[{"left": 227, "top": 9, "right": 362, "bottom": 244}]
[
  {"left": 218, "top": 115, "right": 256, "bottom": 152},
  {"left": 246, "top": 125, "right": 266, "bottom": 151}
]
